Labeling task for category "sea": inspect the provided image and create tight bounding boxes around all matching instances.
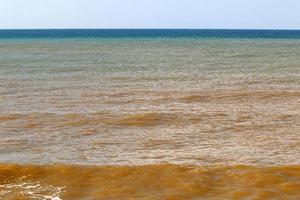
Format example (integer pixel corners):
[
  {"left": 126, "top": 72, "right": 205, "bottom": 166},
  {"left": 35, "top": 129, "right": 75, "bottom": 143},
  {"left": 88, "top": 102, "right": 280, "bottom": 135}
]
[{"left": 0, "top": 29, "right": 300, "bottom": 199}]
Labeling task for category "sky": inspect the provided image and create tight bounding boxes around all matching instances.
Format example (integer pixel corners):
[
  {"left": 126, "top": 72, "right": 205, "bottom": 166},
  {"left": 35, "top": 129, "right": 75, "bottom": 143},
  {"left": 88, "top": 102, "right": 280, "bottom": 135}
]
[{"left": 0, "top": 0, "right": 300, "bottom": 29}]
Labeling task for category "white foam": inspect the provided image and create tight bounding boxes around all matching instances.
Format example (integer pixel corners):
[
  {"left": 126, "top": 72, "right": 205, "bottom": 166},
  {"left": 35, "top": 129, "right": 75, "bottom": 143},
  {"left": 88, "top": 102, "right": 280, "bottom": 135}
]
[{"left": 0, "top": 179, "right": 65, "bottom": 200}]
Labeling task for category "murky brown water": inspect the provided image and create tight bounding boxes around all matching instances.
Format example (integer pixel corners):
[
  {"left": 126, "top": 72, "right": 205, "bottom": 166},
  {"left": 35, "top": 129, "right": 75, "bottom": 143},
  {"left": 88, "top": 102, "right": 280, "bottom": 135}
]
[
  {"left": 1, "top": 38, "right": 300, "bottom": 199},
  {"left": 1, "top": 164, "right": 300, "bottom": 200},
  {"left": 1, "top": 89, "right": 300, "bottom": 166}
]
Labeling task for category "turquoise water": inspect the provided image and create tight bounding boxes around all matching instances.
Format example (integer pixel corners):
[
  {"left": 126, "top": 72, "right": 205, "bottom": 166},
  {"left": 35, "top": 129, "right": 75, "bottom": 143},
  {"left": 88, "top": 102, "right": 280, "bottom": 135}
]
[
  {"left": 0, "top": 31, "right": 300, "bottom": 166},
  {"left": 1, "top": 29, "right": 300, "bottom": 39}
]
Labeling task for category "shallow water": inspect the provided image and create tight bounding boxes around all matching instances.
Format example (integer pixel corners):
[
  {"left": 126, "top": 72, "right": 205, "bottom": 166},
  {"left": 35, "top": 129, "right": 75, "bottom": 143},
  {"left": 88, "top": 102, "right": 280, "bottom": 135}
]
[
  {"left": 1, "top": 34, "right": 300, "bottom": 199},
  {"left": 1, "top": 164, "right": 300, "bottom": 200}
]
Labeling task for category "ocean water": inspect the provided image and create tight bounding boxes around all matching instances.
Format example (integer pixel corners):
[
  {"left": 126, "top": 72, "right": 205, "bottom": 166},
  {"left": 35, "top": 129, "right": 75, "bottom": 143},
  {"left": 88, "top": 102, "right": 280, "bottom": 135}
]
[{"left": 0, "top": 29, "right": 300, "bottom": 199}]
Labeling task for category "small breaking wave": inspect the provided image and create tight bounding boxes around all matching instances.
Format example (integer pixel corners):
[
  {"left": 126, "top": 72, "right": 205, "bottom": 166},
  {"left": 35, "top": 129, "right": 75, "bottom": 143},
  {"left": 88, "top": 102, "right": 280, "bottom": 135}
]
[
  {"left": 1, "top": 164, "right": 300, "bottom": 200},
  {"left": 0, "top": 177, "right": 64, "bottom": 200}
]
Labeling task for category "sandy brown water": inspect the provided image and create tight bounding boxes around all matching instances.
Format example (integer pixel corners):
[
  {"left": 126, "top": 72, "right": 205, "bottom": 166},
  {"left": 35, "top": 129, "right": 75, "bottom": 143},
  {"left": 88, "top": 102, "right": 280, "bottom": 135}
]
[
  {"left": 1, "top": 89, "right": 299, "bottom": 166},
  {"left": 1, "top": 38, "right": 300, "bottom": 199},
  {"left": 2, "top": 164, "right": 300, "bottom": 200}
]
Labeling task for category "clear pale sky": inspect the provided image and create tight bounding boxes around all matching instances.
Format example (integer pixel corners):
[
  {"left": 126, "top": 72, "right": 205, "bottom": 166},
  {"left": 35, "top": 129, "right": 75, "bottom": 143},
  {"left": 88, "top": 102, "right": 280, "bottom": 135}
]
[{"left": 1, "top": 0, "right": 300, "bottom": 29}]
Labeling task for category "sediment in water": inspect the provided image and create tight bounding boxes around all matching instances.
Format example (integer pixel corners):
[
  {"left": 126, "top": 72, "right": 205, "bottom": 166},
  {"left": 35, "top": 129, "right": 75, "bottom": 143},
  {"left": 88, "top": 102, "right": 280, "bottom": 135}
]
[{"left": 1, "top": 164, "right": 300, "bottom": 200}]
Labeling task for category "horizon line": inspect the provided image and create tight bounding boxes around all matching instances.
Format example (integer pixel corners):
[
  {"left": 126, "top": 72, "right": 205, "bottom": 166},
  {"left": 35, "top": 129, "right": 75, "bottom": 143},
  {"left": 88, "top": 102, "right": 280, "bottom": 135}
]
[{"left": 1, "top": 28, "right": 300, "bottom": 31}]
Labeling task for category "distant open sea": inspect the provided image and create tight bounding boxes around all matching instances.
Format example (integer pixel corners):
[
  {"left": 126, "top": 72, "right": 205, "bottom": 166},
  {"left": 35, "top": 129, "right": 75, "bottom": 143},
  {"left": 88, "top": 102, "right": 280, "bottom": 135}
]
[
  {"left": 1, "top": 29, "right": 300, "bottom": 39},
  {"left": 0, "top": 29, "right": 300, "bottom": 200}
]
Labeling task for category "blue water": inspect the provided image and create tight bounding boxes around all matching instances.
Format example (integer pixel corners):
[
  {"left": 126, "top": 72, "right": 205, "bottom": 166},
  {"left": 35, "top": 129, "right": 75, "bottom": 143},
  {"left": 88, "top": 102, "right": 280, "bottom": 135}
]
[{"left": 1, "top": 29, "right": 300, "bottom": 39}]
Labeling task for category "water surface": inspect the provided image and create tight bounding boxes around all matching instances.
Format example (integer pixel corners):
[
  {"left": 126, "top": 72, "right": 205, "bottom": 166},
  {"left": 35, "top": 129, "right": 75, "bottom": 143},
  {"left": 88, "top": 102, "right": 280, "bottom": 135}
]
[{"left": 0, "top": 29, "right": 300, "bottom": 199}]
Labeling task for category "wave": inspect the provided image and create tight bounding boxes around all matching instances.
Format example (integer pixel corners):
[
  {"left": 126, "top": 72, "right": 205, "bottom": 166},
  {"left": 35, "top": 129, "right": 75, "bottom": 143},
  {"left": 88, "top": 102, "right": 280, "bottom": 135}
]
[
  {"left": 1, "top": 164, "right": 300, "bottom": 200},
  {"left": 180, "top": 90, "right": 300, "bottom": 103},
  {"left": 0, "top": 112, "right": 230, "bottom": 129},
  {"left": 112, "top": 113, "right": 165, "bottom": 126},
  {"left": 1, "top": 108, "right": 298, "bottom": 129}
]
